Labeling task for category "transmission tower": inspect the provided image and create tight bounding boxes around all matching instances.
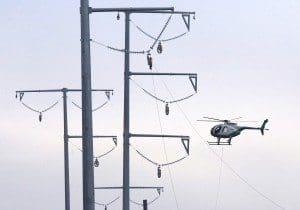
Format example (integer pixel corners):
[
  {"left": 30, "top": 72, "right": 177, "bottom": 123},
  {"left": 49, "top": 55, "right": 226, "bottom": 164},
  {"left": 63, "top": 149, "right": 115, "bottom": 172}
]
[
  {"left": 87, "top": 6, "right": 197, "bottom": 210},
  {"left": 15, "top": 88, "right": 116, "bottom": 210}
]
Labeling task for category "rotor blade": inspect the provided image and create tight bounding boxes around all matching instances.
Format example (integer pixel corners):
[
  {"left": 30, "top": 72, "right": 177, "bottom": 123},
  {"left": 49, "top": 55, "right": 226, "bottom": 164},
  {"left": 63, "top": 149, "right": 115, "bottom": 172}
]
[
  {"left": 197, "top": 120, "right": 220, "bottom": 122},
  {"left": 230, "top": 117, "right": 242, "bottom": 121},
  {"left": 203, "top": 116, "right": 223, "bottom": 121},
  {"left": 234, "top": 120, "right": 258, "bottom": 123}
]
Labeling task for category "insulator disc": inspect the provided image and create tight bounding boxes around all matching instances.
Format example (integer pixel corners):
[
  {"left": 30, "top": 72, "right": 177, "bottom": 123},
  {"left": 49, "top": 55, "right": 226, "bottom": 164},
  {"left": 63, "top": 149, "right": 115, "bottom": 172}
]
[
  {"left": 165, "top": 103, "right": 169, "bottom": 115},
  {"left": 157, "top": 166, "right": 162, "bottom": 178}
]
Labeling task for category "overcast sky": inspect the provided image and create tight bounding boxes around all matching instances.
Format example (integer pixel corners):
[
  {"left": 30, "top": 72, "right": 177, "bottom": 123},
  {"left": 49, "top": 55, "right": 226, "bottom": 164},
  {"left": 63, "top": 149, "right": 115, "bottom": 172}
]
[{"left": 1, "top": 0, "right": 299, "bottom": 210}]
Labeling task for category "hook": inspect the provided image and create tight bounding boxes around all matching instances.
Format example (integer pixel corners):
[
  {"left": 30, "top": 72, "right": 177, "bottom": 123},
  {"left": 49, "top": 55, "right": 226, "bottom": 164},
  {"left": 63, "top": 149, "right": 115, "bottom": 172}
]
[
  {"left": 165, "top": 103, "right": 169, "bottom": 115},
  {"left": 157, "top": 41, "right": 163, "bottom": 54},
  {"left": 94, "top": 158, "right": 99, "bottom": 167},
  {"left": 20, "top": 92, "right": 24, "bottom": 101},
  {"left": 157, "top": 165, "right": 162, "bottom": 178},
  {"left": 193, "top": 14, "right": 196, "bottom": 20}
]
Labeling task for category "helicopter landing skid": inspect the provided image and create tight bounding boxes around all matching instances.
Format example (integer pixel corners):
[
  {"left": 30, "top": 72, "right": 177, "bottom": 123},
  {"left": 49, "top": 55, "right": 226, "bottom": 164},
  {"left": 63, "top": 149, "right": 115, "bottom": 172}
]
[
  {"left": 207, "top": 141, "right": 231, "bottom": 145},
  {"left": 208, "top": 138, "right": 232, "bottom": 146}
]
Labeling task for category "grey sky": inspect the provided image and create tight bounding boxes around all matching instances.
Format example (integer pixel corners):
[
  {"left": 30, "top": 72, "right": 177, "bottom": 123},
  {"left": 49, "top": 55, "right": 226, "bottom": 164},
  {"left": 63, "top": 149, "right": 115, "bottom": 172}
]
[{"left": 1, "top": 0, "right": 299, "bottom": 209}]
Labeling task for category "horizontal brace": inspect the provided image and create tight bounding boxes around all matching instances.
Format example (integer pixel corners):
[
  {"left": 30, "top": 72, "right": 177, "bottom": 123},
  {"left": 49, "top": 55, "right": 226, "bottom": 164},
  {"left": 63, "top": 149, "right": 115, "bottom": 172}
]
[
  {"left": 95, "top": 186, "right": 164, "bottom": 190},
  {"left": 90, "top": 7, "right": 174, "bottom": 13},
  {"left": 130, "top": 133, "right": 189, "bottom": 139},
  {"left": 134, "top": 11, "right": 195, "bottom": 15},
  {"left": 68, "top": 135, "right": 117, "bottom": 139},
  {"left": 130, "top": 72, "right": 197, "bottom": 77},
  {"left": 16, "top": 89, "right": 114, "bottom": 93}
]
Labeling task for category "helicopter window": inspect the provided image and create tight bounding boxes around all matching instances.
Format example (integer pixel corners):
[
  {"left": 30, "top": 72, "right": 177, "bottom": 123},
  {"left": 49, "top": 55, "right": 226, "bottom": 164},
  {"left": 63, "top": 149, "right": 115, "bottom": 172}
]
[
  {"left": 215, "top": 126, "right": 222, "bottom": 133},
  {"left": 222, "top": 127, "right": 228, "bottom": 133}
]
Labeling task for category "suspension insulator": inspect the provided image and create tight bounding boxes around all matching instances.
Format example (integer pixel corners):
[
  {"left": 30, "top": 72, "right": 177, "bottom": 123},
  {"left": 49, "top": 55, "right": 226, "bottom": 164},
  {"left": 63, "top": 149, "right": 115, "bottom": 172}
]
[
  {"left": 15, "top": 93, "right": 18, "bottom": 99},
  {"left": 117, "top": 12, "right": 120, "bottom": 20},
  {"left": 157, "top": 166, "right": 161, "bottom": 178},
  {"left": 94, "top": 158, "right": 99, "bottom": 167},
  {"left": 147, "top": 53, "right": 153, "bottom": 70},
  {"left": 165, "top": 103, "right": 169, "bottom": 115},
  {"left": 105, "top": 205, "right": 107, "bottom": 210},
  {"left": 157, "top": 41, "right": 163, "bottom": 54},
  {"left": 39, "top": 112, "right": 42, "bottom": 122}
]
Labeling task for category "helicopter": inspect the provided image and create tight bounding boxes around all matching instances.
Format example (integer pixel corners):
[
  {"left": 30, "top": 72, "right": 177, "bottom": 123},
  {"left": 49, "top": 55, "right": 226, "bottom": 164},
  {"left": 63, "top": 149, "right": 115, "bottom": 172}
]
[{"left": 197, "top": 117, "right": 269, "bottom": 145}]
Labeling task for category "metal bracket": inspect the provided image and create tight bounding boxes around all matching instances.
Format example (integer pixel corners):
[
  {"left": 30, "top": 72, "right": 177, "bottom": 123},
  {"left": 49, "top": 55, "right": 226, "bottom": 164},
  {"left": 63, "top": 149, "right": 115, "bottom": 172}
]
[
  {"left": 112, "top": 137, "right": 118, "bottom": 146},
  {"left": 19, "top": 92, "right": 24, "bottom": 101},
  {"left": 189, "top": 75, "right": 197, "bottom": 92},
  {"left": 181, "top": 137, "right": 190, "bottom": 155},
  {"left": 182, "top": 14, "right": 191, "bottom": 31}
]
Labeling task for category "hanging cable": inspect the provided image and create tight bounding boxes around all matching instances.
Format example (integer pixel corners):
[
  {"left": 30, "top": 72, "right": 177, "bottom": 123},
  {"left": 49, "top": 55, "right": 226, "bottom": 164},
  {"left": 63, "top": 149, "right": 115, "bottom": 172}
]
[
  {"left": 20, "top": 97, "right": 61, "bottom": 122},
  {"left": 130, "top": 194, "right": 161, "bottom": 207},
  {"left": 130, "top": 144, "right": 187, "bottom": 167},
  {"left": 67, "top": 96, "right": 109, "bottom": 112},
  {"left": 160, "top": 79, "right": 285, "bottom": 210},
  {"left": 214, "top": 147, "right": 224, "bottom": 210},
  {"left": 92, "top": 15, "right": 174, "bottom": 56},
  {"left": 130, "top": 18, "right": 188, "bottom": 42},
  {"left": 68, "top": 139, "right": 116, "bottom": 163},
  {"left": 130, "top": 78, "right": 196, "bottom": 105},
  {"left": 95, "top": 196, "right": 120, "bottom": 209},
  {"left": 91, "top": 39, "right": 150, "bottom": 54}
]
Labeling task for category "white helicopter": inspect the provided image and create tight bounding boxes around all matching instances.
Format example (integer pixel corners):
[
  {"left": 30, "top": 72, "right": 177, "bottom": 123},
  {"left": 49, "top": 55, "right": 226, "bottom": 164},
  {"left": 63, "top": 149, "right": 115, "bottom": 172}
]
[{"left": 197, "top": 117, "right": 269, "bottom": 145}]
